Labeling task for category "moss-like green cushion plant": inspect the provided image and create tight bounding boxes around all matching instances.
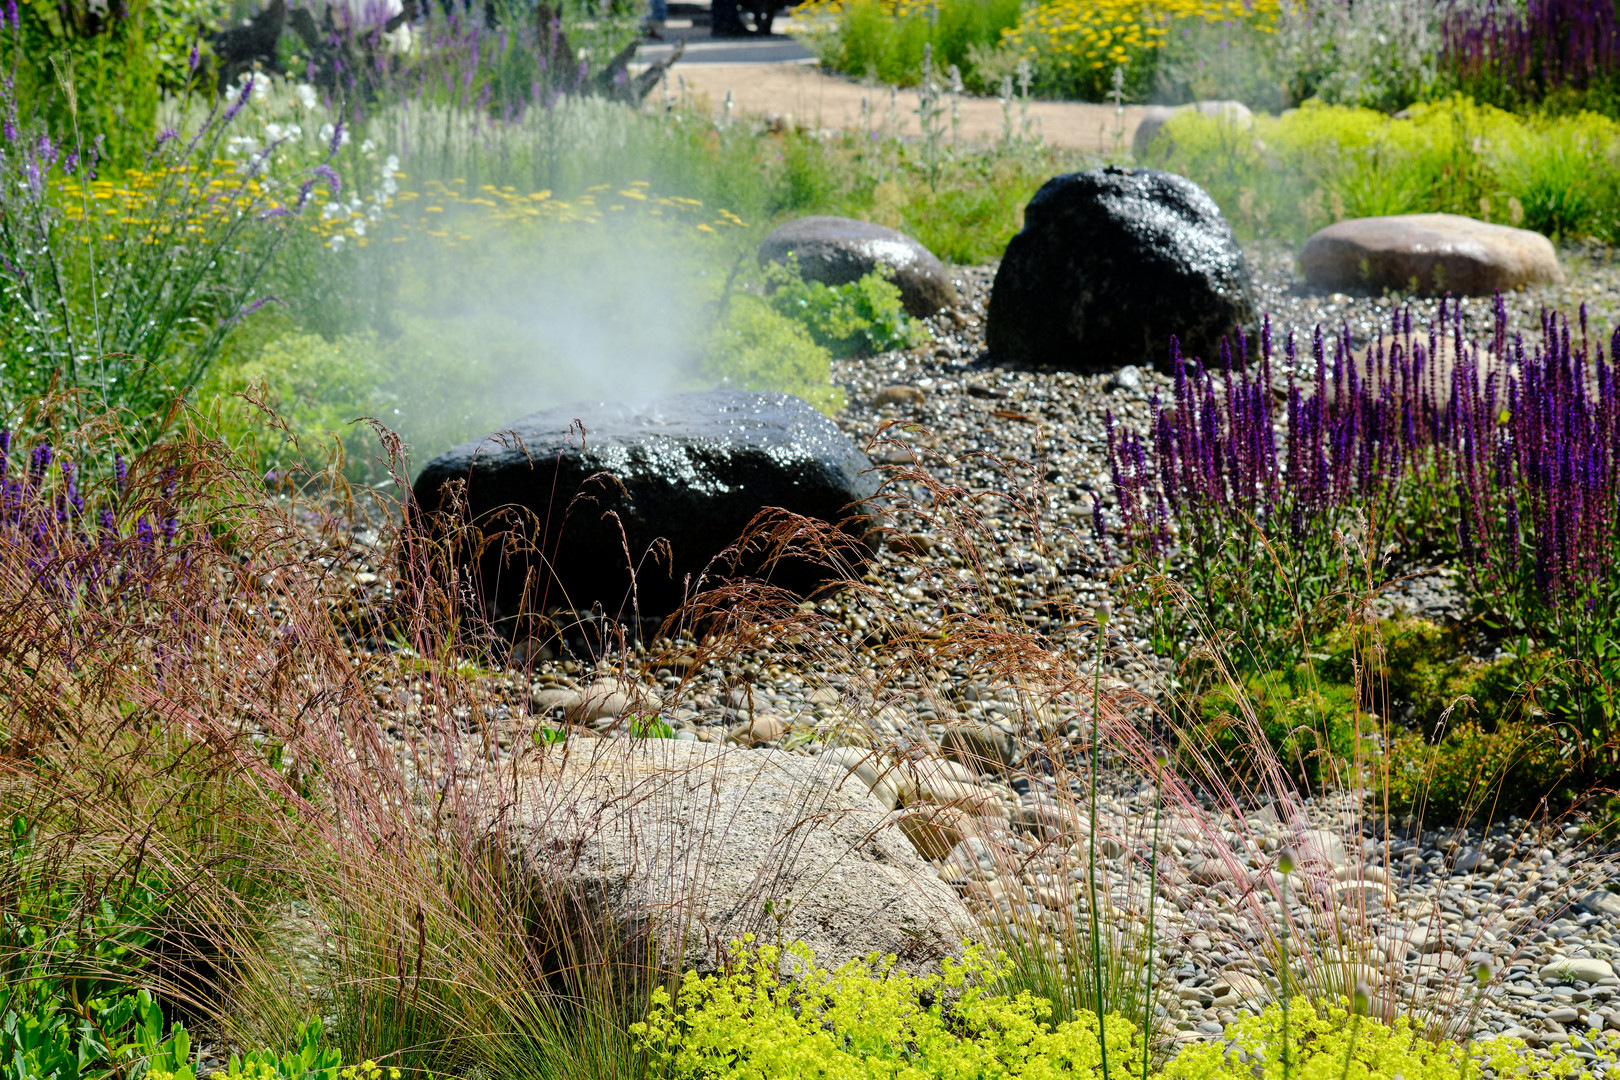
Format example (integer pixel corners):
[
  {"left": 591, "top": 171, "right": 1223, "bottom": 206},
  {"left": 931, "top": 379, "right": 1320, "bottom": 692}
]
[
  {"left": 1165, "top": 995, "right": 1609, "bottom": 1080},
  {"left": 633, "top": 937, "right": 1147, "bottom": 1080},
  {"left": 635, "top": 939, "right": 1610, "bottom": 1080}
]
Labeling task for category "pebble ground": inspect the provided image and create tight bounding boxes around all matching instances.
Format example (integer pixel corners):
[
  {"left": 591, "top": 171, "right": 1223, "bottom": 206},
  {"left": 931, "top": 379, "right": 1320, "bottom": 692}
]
[{"left": 323, "top": 242, "right": 1620, "bottom": 1064}]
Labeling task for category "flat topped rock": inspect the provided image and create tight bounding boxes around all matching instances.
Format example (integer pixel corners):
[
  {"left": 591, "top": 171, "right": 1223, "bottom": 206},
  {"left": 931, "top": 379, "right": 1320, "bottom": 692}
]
[
  {"left": 1299, "top": 213, "right": 1563, "bottom": 297},
  {"left": 760, "top": 216, "right": 957, "bottom": 317},
  {"left": 410, "top": 390, "right": 879, "bottom": 621}
]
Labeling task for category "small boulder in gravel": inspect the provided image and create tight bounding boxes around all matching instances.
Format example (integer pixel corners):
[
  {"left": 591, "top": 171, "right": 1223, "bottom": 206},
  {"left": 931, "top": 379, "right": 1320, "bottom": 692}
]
[
  {"left": 1579, "top": 889, "right": 1620, "bottom": 918},
  {"left": 1541, "top": 957, "right": 1614, "bottom": 985},
  {"left": 1299, "top": 213, "right": 1563, "bottom": 296},
  {"left": 897, "top": 805, "right": 969, "bottom": 861},
  {"left": 987, "top": 167, "right": 1255, "bottom": 372},
  {"left": 570, "top": 676, "right": 662, "bottom": 724},
  {"left": 411, "top": 390, "right": 879, "bottom": 621},
  {"left": 940, "top": 722, "right": 1017, "bottom": 773},
  {"left": 819, "top": 745, "right": 902, "bottom": 810},
  {"left": 504, "top": 739, "right": 971, "bottom": 974},
  {"left": 873, "top": 384, "right": 927, "bottom": 407},
  {"left": 728, "top": 712, "right": 787, "bottom": 745},
  {"left": 759, "top": 216, "right": 957, "bottom": 317},
  {"left": 1296, "top": 828, "right": 1348, "bottom": 869}
]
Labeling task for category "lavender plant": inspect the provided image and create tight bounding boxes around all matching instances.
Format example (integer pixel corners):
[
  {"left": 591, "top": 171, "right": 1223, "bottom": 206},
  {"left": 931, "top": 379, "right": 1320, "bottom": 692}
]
[
  {"left": 1107, "top": 299, "right": 1620, "bottom": 799},
  {"left": 0, "top": 24, "right": 332, "bottom": 434}
]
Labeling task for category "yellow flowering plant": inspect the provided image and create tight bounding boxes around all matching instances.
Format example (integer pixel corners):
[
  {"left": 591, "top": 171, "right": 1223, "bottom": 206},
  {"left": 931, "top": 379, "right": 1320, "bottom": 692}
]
[
  {"left": 997, "top": 0, "right": 1278, "bottom": 100},
  {"left": 1162, "top": 995, "right": 1612, "bottom": 1080},
  {"left": 794, "top": 0, "right": 1276, "bottom": 99},
  {"left": 0, "top": 58, "right": 338, "bottom": 431},
  {"left": 632, "top": 936, "right": 1149, "bottom": 1080},
  {"left": 633, "top": 938, "right": 1610, "bottom": 1080}
]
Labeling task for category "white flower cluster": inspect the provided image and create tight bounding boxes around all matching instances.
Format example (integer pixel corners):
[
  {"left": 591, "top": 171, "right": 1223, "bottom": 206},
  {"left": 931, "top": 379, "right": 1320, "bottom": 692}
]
[
  {"left": 205, "top": 72, "right": 402, "bottom": 252},
  {"left": 220, "top": 74, "right": 327, "bottom": 175},
  {"left": 327, "top": 152, "right": 401, "bottom": 251}
]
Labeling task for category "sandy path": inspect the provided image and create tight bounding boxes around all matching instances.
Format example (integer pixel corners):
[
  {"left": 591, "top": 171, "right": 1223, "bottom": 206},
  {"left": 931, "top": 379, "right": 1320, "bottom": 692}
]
[{"left": 639, "top": 62, "right": 1156, "bottom": 152}]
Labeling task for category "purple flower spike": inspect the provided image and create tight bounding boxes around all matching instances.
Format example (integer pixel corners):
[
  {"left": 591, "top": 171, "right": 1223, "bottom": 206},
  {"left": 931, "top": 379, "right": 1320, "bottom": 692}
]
[
  {"left": 314, "top": 163, "right": 341, "bottom": 197},
  {"left": 224, "top": 76, "right": 254, "bottom": 123}
]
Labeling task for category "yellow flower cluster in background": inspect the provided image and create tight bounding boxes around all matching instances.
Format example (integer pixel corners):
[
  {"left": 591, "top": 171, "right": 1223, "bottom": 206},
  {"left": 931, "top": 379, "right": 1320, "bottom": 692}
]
[
  {"left": 313, "top": 177, "right": 747, "bottom": 251},
  {"left": 1002, "top": 0, "right": 1277, "bottom": 76},
  {"left": 54, "top": 159, "right": 742, "bottom": 259},
  {"left": 792, "top": 0, "right": 928, "bottom": 19},
  {"left": 55, "top": 164, "right": 278, "bottom": 242}
]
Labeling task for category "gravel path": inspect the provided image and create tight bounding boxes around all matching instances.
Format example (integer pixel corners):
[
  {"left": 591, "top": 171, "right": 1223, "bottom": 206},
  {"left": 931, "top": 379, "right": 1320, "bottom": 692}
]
[{"left": 330, "top": 241, "right": 1620, "bottom": 1062}]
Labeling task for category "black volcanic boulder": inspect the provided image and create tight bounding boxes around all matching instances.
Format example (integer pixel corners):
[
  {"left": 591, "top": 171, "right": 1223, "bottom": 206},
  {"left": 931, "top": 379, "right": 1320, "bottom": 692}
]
[
  {"left": 759, "top": 216, "right": 957, "bottom": 317},
  {"left": 409, "top": 390, "right": 880, "bottom": 624},
  {"left": 986, "top": 167, "right": 1255, "bottom": 372}
]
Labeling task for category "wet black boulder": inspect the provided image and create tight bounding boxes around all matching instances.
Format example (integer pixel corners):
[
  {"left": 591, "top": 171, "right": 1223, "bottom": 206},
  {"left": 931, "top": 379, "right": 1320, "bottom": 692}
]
[
  {"left": 986, "top": 167, "right": 1254, "bottom": 372},
  {"left": 409, "top": 390, "right": 880, "bottom": 625}
]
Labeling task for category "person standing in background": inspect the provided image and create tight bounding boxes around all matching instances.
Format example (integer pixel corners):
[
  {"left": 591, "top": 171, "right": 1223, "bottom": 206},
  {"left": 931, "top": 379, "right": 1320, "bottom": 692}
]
[{"left": 645, "top": 0, "right": 666, "bottom": 38}]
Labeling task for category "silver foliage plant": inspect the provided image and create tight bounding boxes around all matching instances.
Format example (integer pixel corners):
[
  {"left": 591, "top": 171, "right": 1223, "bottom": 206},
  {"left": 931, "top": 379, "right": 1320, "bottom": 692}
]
[{"left": 1269, "top": 0, "right": 1449, "bottom": 111}]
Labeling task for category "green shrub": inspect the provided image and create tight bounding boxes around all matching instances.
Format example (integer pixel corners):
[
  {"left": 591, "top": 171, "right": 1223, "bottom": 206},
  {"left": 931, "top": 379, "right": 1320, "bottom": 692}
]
[
  {"left": 700, "top": 295, "right": 846, "bottom": 415},
  {"left": 200, "top": 330, "right": 388, "bottom": 483},
  {"left": 0, "top": 985, "right": 202, "bottom": 1080},
  {"left": 796, "top": 0, "right": 1022, "bottom": 90},
  {"left": 1177, "top": 616, "right": 1610, "bottom": 818},
  {"left": 212, "top": 1021, "right": 346, "bottom": 1080},
  {"left": 0, "top": 983, "right": 339, "bottom": 1080},
  {"left": 1144, "top": 96, "right": 1620, "bottom": 243},
  {"left": 3, "top": 815, "right": 171, "bottom": 1008},
  {"left": 632, "top": 937, "right": 1148, "bottom": 1080},
  {"left": 765, "top": 263, "right": 923, "bottom": 358}
]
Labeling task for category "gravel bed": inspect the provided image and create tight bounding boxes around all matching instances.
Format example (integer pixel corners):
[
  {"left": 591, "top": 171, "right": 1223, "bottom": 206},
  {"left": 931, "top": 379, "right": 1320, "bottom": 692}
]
[{"left": 319, "top": 242, "right": 1620, "bottom": 1060}]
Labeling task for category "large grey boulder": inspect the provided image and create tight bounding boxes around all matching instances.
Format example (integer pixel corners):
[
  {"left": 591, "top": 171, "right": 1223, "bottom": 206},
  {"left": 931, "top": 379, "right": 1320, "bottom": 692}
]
[
  {"left": 987, "top": 167, "right": 1255, "bottom": 372},
  {"left": 410, "top": 390, "right": 879, "bottom": 622},
  {"left": 759, "top": 216, "right": 957, "bottom": 317},
  {"left": 500, "top": 739, "right": 973, "bottom": 974},
  {"left": 1299, "top": 213, "right": 1563, "bottom": 296}
]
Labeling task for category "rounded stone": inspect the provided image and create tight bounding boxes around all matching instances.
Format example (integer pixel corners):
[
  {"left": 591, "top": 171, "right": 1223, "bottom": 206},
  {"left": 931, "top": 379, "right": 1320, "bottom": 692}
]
[
  {"left": 873, "top": 384, "right": 927, "bottom": 407},
  {"left": 410, "top": 390, "right": 880, "bottom": 621},
  {"left": 986, "top": 167, "right": 1255, "bottom": 373},
  {"left": 940, "top": 721, "right": 1017, "bottom": 773},
  {"left": 1299, "top": 213, "right": 1564, "bottom": 296},
  {"left": 1542, "top": 958, "right": 1614, "bottom": 985},
  {"left": 759, "top": 216, "right": 957, "bottom": 317},
  {"left": 728, "top": 712, "right": 787, "bottom": 745}
]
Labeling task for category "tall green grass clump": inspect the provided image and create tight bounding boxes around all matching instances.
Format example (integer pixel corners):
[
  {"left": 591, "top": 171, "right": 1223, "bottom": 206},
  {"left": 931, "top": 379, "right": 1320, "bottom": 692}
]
[{"left": 796, "top": 0, "right": 1021, "bottom": 90}]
